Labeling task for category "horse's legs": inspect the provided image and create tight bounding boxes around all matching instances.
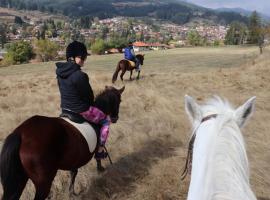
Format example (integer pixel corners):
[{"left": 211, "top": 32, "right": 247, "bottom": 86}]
[
  {"left": 2, "top": 173, "right": 28, "bottom": 200},
  {"left": 69, "top": 169, "right": 78, "bottom": 195},
  {"left": 32, "top": 170, "right": 56, "bottom": 200},
  {"left": 96, "top": 159, "right": 105, "bottom": 172},
  {"left": 137, "top": 70, "right": 141, "bottom": 80},
  {"left": 120, "top": 69, "right": 126, "bottom": 81},
  {"left": 130, "top": 70, "right": 133, "bottom": 80}
]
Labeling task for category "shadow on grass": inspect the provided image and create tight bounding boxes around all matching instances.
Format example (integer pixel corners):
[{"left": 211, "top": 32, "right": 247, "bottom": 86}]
[
  {"left": 82, "top": 138, "right": 181, "bottom": 199},
  {"left": 258, "top": 197, "right": 270, "bottom": 200}
]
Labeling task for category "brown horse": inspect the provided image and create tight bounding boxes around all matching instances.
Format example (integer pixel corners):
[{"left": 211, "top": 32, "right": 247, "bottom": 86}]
[
  {"left": 112, "top": 54, "right": 144, "bottom": 83},
  {"left": 0, "top": 86, "right": 125, "bottom": 200}
]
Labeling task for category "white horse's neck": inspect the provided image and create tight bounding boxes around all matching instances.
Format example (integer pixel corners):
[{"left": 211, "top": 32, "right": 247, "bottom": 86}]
[{"left": 187, "top": 116, "right": 257, "bottom": 200}]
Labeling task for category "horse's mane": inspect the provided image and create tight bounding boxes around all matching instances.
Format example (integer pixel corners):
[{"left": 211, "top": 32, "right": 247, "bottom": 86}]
[
  {"left": 93, "top": 88, "right": 120, "bottom": 114},
  {"left": 201, "top": 96, "right": 234, "bottom": 118},
  {"left": 136, "top": 54, "right": 144, "bottom": 58}
]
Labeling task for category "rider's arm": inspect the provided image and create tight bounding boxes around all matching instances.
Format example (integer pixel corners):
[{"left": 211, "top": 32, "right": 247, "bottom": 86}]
[
  {"left": 130, "top": 48, "right": 136, "bottom": 57},
  {"left": 72, "top": 71, "right": 94, "bottom": 105}
]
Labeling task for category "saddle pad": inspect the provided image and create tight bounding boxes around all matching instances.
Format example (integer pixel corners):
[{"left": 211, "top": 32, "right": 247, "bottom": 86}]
[
  {"left": 62, "top": 118, "right": 97, "bottom": 153},
  {"left": 125, "top": 60, "right": 136, "bottom": 67}
]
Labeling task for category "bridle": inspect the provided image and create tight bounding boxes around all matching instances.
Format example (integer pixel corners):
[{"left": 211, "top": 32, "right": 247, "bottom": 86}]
[{"left": 181, "top": 114, "right": 217, "bottom": 180}]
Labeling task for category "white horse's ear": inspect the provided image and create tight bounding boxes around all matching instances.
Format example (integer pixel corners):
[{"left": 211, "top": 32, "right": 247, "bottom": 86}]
[
  {"left": 234, "top": 96, "right": 256, "bottom": 128},
  {"left": 185, "top": 95, "right": 202, "bottom": 125}
]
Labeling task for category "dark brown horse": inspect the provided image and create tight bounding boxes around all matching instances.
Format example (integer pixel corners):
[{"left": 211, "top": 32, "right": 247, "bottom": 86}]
[
  {"left": 112, "top": 54, "right": 144, "bottom": 83},
  {"left": 0, "top": 86, "right": 125, "bottom": 200}
]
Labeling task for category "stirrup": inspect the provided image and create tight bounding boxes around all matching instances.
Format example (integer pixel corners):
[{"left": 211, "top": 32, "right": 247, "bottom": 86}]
[{"left": 95, "top": 151, "right": 108, "bottom": 159}]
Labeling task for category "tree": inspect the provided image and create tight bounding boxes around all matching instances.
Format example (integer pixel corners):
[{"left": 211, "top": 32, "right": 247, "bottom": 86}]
[
  {"left": 248, "top": 11, "right": 262, "bottom": 44},
  {"left": 213, "top": 40, "right": 220, "bottom": 46},
  {"left": 14, "top": 16, "right": 24, "bottom": 25},
  {"left": 99, "top": 26, "right": 109, "bottom": 40},
  {"left": 91, "top": 39, "right": 106, "bottom": 54},
  {"left": 71, "top": 30, "right": 85, "bottom": 43},
  {"left": 0, "top": 24, "right": 7, "bottom": 48},
  {"left": 79, "top": 16, "right": 91, "bottom": 29},
  {"left": 34, "top": 39, "right": 59, "bottom": 62},
  {"left": 225, "top": 21, "right": 248, "bottom": 45},
  {"left": 187, "top": 30, "right": 202, "bottom": 46},
  {"left": 107, "top": 35, "right": 127, "bottom": 50},
  {"left": 248, "top": 11, "right": 268, "bottom": 54},
  {"left": 3, "top": 41, "right": 33, "bottom": 65}
]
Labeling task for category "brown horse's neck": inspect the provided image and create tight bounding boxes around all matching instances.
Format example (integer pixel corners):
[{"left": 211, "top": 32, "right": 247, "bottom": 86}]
[{"left": 136, "top": 54, "right": 144, "bottom": 64}]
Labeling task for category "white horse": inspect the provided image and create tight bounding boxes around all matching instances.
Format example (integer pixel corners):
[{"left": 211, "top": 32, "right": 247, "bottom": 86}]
[{"left": 183, "top": 95, "right": 257, "bottom": 200}]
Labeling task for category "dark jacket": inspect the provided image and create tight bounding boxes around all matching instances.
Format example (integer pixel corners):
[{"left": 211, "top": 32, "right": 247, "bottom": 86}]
[{"left": 56, "top": 61, "right": 94, "bottom": 113}]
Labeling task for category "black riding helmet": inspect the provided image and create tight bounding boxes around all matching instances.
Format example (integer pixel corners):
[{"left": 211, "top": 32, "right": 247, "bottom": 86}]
[
  {"left": 66, "top": 41, "right": 90, "bottom": 61},
  {"left": 128, "top": 41, "right": 133, "bottom": 46}
]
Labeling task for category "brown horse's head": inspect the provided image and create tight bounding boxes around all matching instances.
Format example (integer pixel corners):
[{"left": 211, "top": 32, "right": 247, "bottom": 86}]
[
  {"left": 94, "top": 86, "right": 125, "bottom": 123},
  {"left": 136, "top": 54, "right": 144, "bottom": 65}
]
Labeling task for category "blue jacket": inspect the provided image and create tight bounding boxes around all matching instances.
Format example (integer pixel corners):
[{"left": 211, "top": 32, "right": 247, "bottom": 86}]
[
  {"left": 56, "top": 61, "right": 94, "bottom": 113},
  {"left": 124, "top": 46, "right": 135, "bottom": 60}
]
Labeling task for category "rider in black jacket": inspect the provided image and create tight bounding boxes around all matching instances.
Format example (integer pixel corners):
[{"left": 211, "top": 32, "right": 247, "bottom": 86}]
[
  {"left": 56, "top": 41, "right": 109, "bottom": 172},
  {"left": 56, "top": 58, "right": 94, "bottom": 113}
]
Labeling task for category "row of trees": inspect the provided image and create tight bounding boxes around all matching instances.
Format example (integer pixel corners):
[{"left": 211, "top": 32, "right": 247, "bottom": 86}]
[
  {"left": 1, "top": 39, "right": 60, "bottom": 66},
  {"left": 225, "top": 11, "right": 268, "bottom": 49},
  {"left": 186, "top": 11, "right": 270, "bottom": 51}
]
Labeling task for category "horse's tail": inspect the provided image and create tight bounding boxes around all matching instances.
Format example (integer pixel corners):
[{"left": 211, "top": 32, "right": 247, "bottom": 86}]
[
  {"left": 112, "top": 61, "right": 121, "bottom": 83},
  {"left": 0, "top": 131, "right": 25, "bottom": 199}
]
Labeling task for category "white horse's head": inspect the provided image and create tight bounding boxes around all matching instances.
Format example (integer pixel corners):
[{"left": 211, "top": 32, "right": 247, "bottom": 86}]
[
  {"left": 184, "top": 95, "right": 256, "bottom": 130},
  {"left": 183, "top": 95, "right": 257, "bottom": 200}
]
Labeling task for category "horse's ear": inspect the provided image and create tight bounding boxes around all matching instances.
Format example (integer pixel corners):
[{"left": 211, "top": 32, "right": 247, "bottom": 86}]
[
  {"left": 185, "top": 95, "right": 202, "bottom": 126},
  {"left": 234, "top": 96, "right": 256, "bottom": 128},
  {"left": 119, "top": 86, "right": 125, "bottom": 94}
]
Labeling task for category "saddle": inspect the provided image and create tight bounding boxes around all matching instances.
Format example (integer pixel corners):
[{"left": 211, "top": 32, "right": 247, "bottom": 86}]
[
  {"left": 125, "top": 59, "right": 136, "bottom": 68},
  {"left": 60, "top": 109, "right": 86, "bottom": 123},
  {"left": 60, "top": 109, "right": 101, "bottom": 153}
]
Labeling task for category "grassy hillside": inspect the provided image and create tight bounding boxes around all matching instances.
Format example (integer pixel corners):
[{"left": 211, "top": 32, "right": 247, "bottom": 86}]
[
  {"left": 1, "top": 0, "right": 249, "bottom": 24},
  {"left": 0, "top": 46, "right": 269, "bottom": 199}
]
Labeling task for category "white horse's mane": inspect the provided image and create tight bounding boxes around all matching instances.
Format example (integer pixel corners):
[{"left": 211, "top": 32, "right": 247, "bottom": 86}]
[
  {"left": 185, "top": 95, "right": 257, "bottom": 200},
  {"left": 202, "top": 95, "right": 234, "bottom": 115}
]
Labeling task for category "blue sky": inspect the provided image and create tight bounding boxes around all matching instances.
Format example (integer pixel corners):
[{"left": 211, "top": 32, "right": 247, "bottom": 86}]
[{"left": 186, "top": 0, "right": 270, "bottom": 15}]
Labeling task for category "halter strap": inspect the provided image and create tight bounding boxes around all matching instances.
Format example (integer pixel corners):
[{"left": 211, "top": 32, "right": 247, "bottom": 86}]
[
  {"left": 181, "top": 114, "right": 217, "bottom": 180},
  {"left": 201, "top": 114, "right": 217, "bottom": 123}
]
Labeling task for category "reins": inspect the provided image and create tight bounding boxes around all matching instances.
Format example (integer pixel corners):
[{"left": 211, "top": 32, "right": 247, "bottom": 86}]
[{"left": 181, "top": 114, "right": 217, "bottom": 180}]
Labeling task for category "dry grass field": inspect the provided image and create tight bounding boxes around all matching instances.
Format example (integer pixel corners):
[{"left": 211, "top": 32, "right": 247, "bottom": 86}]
[{"left": 0, "top": 46, "right": 269, "bottom": 200}]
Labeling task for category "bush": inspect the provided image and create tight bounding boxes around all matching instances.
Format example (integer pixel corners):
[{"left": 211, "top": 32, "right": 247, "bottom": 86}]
[
  {"left": 34, "top": 39, "right": 59, "bottom": 62},
  {"left": 187, "top": 30, "right": 203, "bottom": 46},
  {"left": 3, "top": 41, "right": 33, "bottom": 65},
  {"left": 91, "top": 39, "right": 106, "bottom": 55},
  {"left": 213, "top": 40, "right": 220, "bottom": 46}
]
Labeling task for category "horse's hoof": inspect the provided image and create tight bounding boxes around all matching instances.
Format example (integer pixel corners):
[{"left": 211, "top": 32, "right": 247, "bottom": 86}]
[{"left": 97, "top": 165, "right": 106, "bottom": 173}]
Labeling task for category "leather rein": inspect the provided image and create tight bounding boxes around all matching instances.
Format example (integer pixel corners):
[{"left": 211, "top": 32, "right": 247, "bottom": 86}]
[{"left": 181, "top": 114, "right": 217, "bottom": 180}]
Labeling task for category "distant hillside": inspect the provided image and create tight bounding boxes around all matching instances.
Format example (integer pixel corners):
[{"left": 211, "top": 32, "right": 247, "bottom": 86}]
[
  {"left": 0, "top": 0, "right": 249, "bottom": 25},
  {"left": 215, "top": 7, "right": 270, "bottom": 22}
]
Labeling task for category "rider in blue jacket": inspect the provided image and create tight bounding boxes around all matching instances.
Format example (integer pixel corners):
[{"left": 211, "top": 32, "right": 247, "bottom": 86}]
[{"left": 124, "top": 41, "right": 139, "bottom": 71}]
